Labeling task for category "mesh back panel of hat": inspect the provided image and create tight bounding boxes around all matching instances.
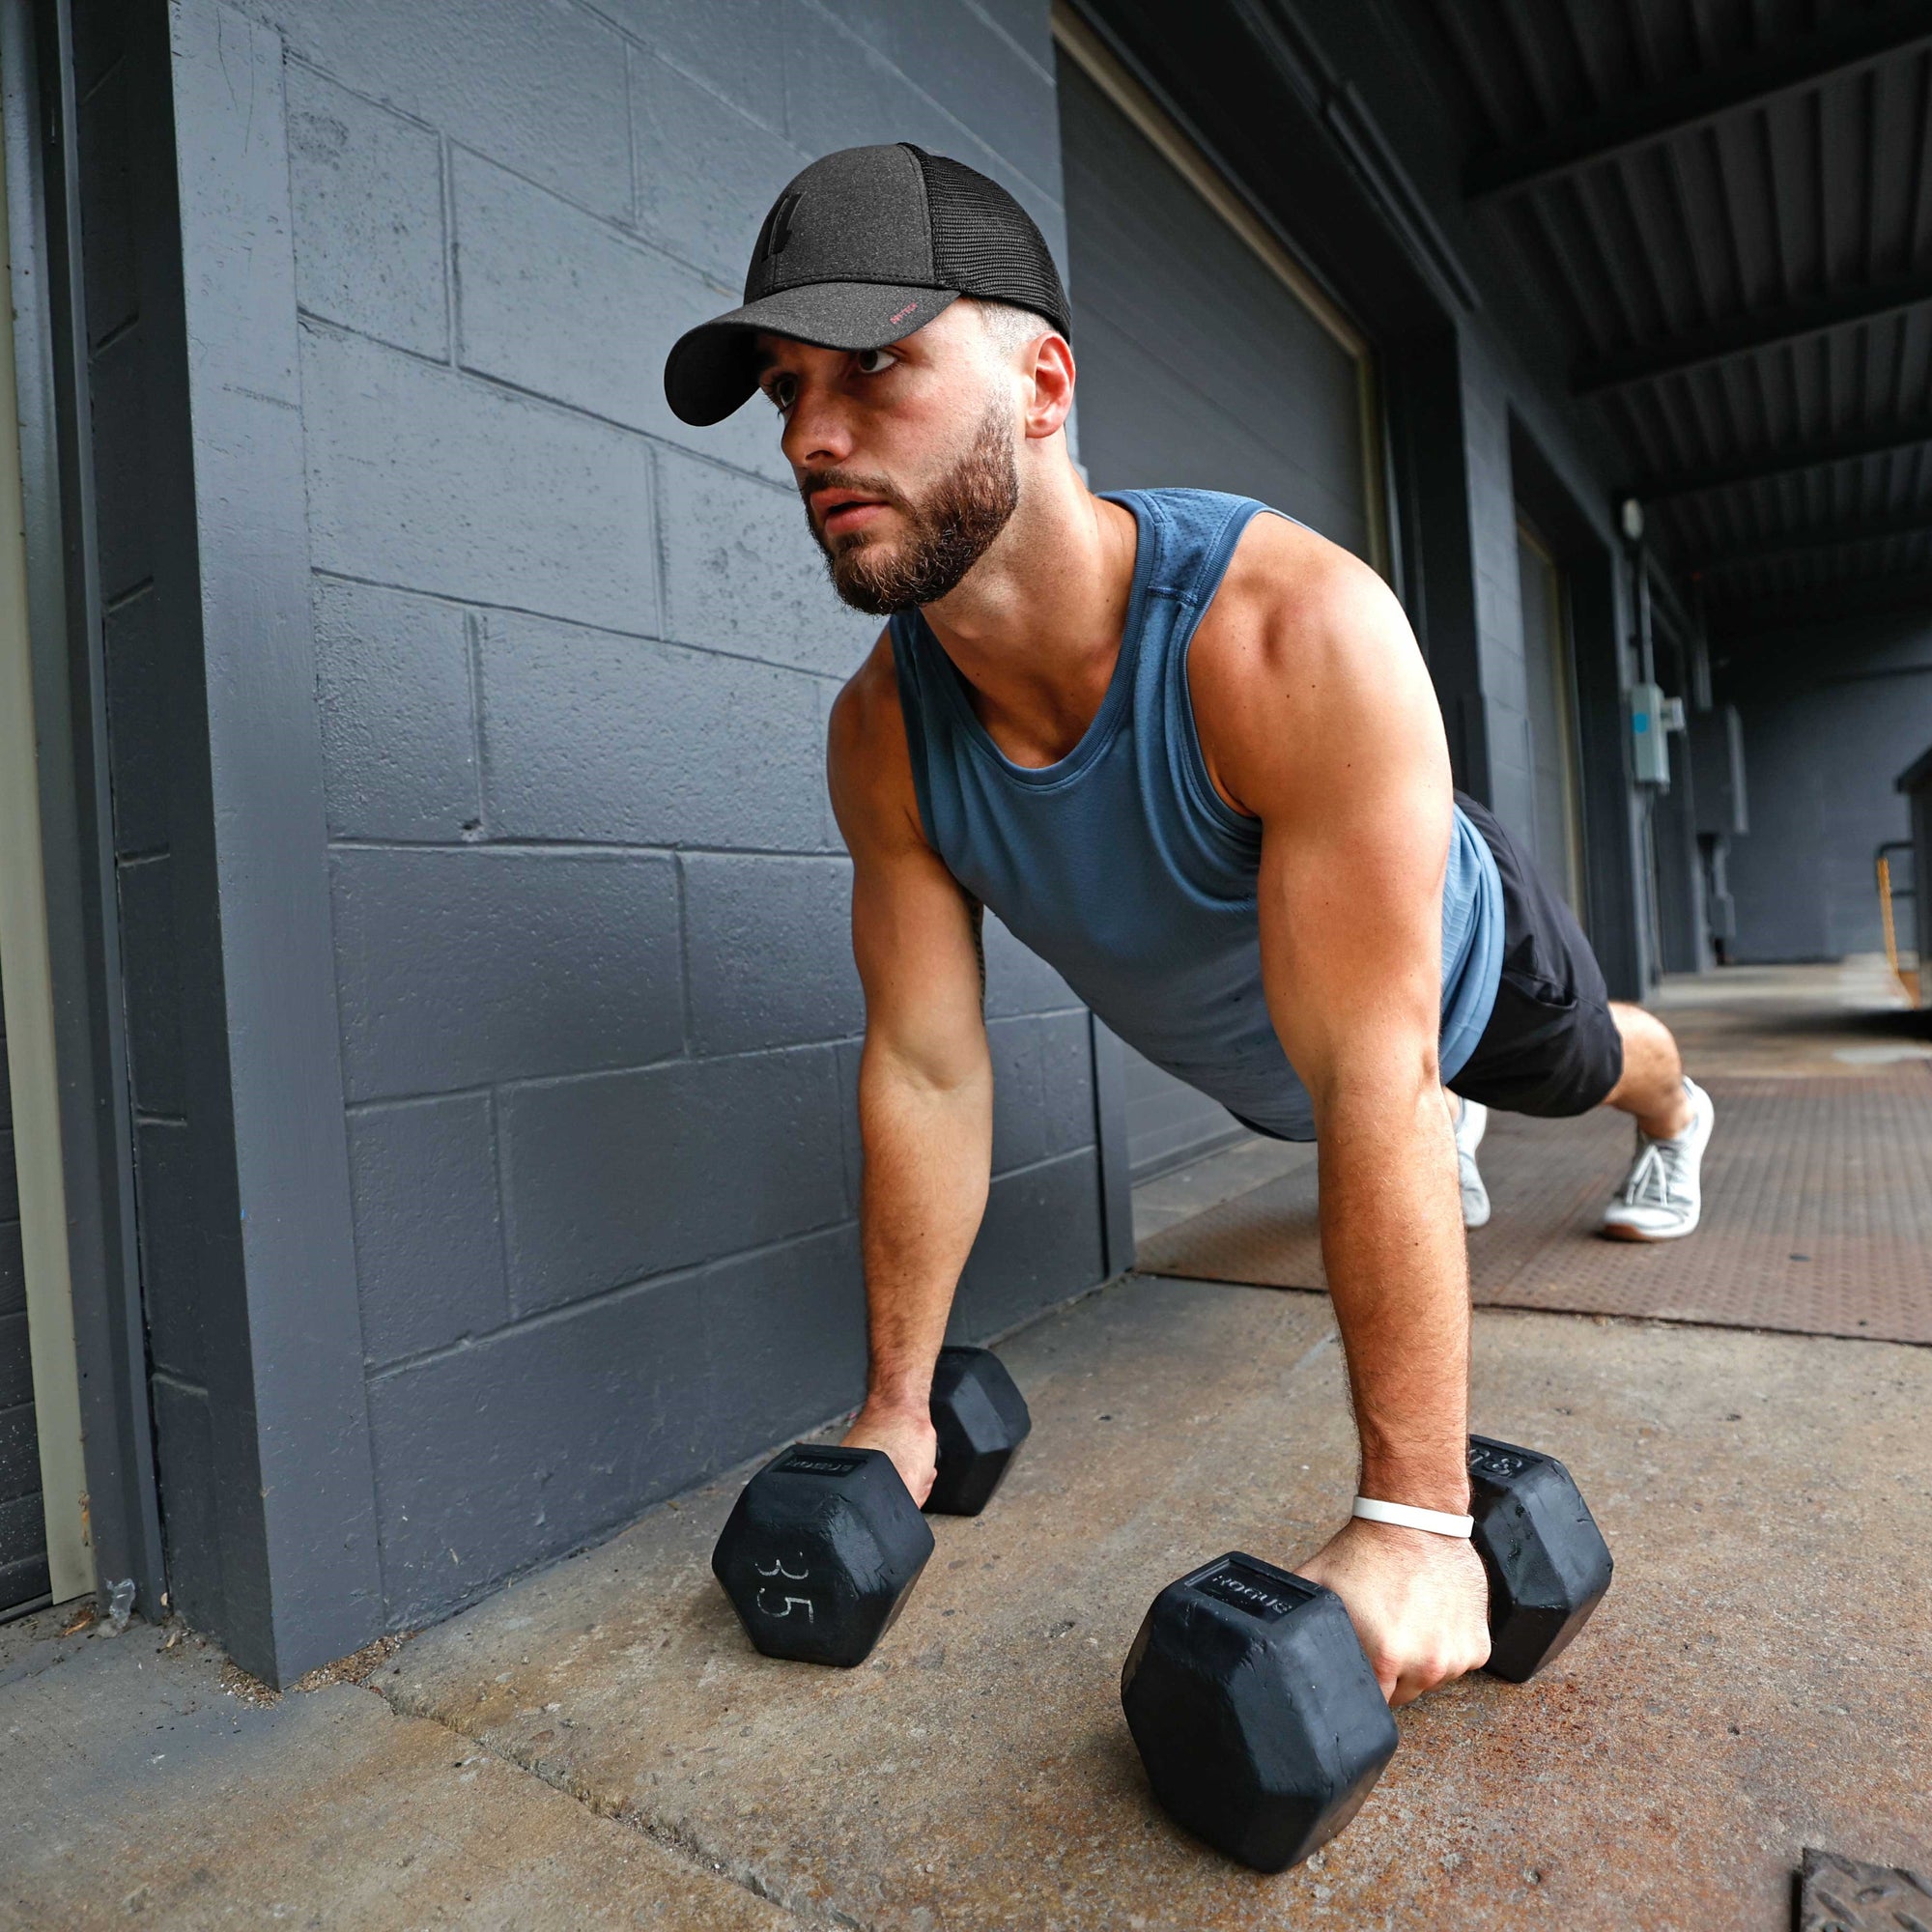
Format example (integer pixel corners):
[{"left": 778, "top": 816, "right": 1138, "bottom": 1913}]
[{"left": 909, "top": 148, "right": 1071, "bottom": 337}]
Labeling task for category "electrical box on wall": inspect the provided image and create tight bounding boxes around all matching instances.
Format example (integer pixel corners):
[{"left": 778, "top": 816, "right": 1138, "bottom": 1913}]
[{"left": 1629, "top": 682, "right": 1670, "bottom": 786}]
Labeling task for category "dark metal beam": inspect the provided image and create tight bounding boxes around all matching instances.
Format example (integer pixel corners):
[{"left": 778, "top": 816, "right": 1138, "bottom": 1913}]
[
  {"left": 1466, "top": 11, "right": 1932, "bottom": 203},
  {"left": 1626, "top": 415, "right": 1932, "bottom": 503},
  {"left": 1690, "top": 507, "right": 1932, "bottom": 572},
  {"left": 1706, "top": 566, "right": 1932, "bottom": 639},
  {"left": 1573, "top": 268, "right": 1932, "bottom": 396}
]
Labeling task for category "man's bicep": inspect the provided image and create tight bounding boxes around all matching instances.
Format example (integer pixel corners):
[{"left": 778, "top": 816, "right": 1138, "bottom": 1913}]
[
  {"left": 1258, "top": 787, "right": 1450, "bottom": 1110},
  {"left": 848, "top": 841, "right": 988, "bottom": 1082},
  {"left": 1245, "top": 585, "right": 1455, "bottom": 1098},
  {"left": 826, "top": 645, "right": 986, "bottom": 1079}
]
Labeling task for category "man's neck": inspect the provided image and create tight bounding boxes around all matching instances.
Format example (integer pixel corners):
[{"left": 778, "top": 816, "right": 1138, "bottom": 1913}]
[{"left": 917, "top": 461, "right": 1139, "bottom": 769}]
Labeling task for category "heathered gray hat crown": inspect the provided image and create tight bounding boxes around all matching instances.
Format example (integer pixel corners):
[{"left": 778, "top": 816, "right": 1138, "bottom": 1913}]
[{"left": 664, "top": 142, "right": 1071, "bottom": 427}]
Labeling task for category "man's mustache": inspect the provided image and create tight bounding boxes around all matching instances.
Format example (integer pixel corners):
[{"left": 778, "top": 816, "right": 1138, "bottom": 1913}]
[{"left": 799, "top": 469, "right": 914, "bottom": 523}]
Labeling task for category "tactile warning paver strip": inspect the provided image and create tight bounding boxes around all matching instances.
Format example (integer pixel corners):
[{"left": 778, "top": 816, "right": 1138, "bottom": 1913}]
[{"left": 1135, "top": 1069, "right": 1932, "bottom": 1344}]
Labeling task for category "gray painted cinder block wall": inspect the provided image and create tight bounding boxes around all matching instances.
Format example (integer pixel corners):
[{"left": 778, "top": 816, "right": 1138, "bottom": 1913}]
[
  {"left": 105, "top": 0, "right": 1099, "bottom": 1669},
  {"left": 1721, "top": 613, "right": 1932, "bottom": 963}
]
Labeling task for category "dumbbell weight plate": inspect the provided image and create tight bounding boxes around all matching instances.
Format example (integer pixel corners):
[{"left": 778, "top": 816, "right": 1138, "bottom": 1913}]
[
  {"left": 1120, "top": 1551, "right": 1398, "bottom": 1873},
  {"left": 925, "top": 1345, "right": 1033, "bottom": 1516},
  {"left": 1467, "top": 1435, "right": 1614, "bottom": 1683},
  {"left": 711, "top": 1444, "right": 934, "bottom": 1668}
]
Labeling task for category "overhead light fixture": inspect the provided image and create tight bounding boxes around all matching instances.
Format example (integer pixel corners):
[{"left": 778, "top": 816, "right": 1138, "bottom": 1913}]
[{"left": 1619, "top": 497, "right": 1645, "bottom": 543}]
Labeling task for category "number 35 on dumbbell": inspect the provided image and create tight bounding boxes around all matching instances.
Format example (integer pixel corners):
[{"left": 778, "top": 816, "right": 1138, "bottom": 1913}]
[
  {"left": 711, "top": 1347, "right": 1031, "bottom": 1667},
  {"left": 1121, "top": 1435, "right": 1614, "bottom": 1872}
]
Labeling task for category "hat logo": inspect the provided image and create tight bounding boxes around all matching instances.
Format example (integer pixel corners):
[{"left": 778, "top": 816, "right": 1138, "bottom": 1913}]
[{"left": 764, "top": 190, "right": 802, "bottom": 259}]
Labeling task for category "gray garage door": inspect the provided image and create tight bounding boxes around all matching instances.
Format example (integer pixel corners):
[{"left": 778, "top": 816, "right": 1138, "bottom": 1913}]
[{"left": 1056, "top": 48, "right": 1378, "bottom": 1181}]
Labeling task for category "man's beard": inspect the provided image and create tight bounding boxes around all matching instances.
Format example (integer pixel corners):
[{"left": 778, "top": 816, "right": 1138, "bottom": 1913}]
[{"left": 804, "top": 405, "right": 1021, "bottom": 616}]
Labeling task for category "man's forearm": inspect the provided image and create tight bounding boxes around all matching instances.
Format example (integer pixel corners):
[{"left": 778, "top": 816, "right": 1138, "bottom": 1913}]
[
  {"left": 855, "top": 1039, "right": 993, "bottom": 1417},
  {"left": 1316, "top": 1077, "right": 1471, "bottom": 1514}
]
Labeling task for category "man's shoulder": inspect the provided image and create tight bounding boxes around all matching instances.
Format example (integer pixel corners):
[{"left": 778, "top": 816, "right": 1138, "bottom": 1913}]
[
  {"left": 1187, "top": 510, "right": 1435, "bottom": 817},
  {"left": 1198, "top": 511, "right": 1406, "bottom": 686},
  {"left": 829, "top": 627, "right": 901, "bottom": 753},
  {"left": 828, "top": 628, "right": 928, "bottom": 851}
]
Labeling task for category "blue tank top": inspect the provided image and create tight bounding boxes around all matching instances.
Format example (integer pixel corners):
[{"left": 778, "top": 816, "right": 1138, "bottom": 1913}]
[{"left": 888, "top": 488, "right": 1503, "bottom": 1142}]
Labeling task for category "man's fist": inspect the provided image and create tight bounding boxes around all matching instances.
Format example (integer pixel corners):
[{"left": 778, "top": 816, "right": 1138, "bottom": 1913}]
[
  {"left": 841, "top": 1405, "right": 939, "bottom": 1507},
  {"left": 1293, "top": 1515, "right": 1492, "bottom": 1706}
]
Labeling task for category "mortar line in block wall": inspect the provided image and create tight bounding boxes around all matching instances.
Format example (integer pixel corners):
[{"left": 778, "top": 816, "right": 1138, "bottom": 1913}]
[
  {"left": 792, "top": 0, "right": 1068, "bottom": 214},
  {"left": 305, "top": 564, "right": 858, "bottom": 691},
  {"left": 327, "top": 838, "right": 850, "bottom": 861},
  {"left": 957, "top": 0, "right": 1057, "bottom": 87},
  {"left": 440, "top": 132, "right": 459, "bottom": 369},
  {"left": 674, "top": 853, "right": 694, "bottom": 1055},
  {"left": 462, "top": 611, "right": 490, "bottom": 838},
  {"left": 360, "top": 1212, "right": 864, "bottom": 1382},
  {"left": 487, "top": 1083, "right": 518, "bottom": 1332},
  {"left": 436, "top": 133, "right": 744, "bottom": 302},
  {"left": 361, "top": 1144, "right": 1099, "bottom": 1385},
  {"left": 102, "top": 575, "right": 155, "bottom": 614},
  {"left": 624, "top": 36, "right": 639, "bottom": 233},
  {"left": 647, "top": 440, "right": 670, "bottom": 645},
  {"left": 337, "top": 1007, "right": 1091, "bottom": 1119}
]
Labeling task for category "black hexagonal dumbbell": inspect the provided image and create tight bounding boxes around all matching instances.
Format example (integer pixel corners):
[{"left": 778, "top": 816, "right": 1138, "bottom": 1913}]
[
  {"left": 712, "top": 1444, "right": 933, "bottom": 1668},
  {"left": 1121, "top": 1552, "right": 1398, "bottom": 1872},
  {"left": 1465, "top": 1435, "right": 1614, "bottom": 1681},
  {"left": 1121, "top": 1435, "right": 1612, "bottom": 1870},
  {"left": 713, "top": 1346, "right": 1033, "bottom": 1665},
  {"left": 923, "top": 1345, "right": 1032, "bottom": 1516}
]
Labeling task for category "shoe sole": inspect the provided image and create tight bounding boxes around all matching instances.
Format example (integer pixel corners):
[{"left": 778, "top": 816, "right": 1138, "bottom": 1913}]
[
  {"left": 1598, "top": 1218, "right": 1700, "bottom": 1242},
  {"left": 1600, "top": 1082, "right": 1714, "bottom": 1245}
]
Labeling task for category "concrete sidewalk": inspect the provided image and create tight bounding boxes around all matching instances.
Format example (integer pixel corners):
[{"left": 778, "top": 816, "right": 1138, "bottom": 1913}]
[
  {"left": 0, "top": 1605, "right": 805, "bottom": 1928},
  {"left": 6, "top": 961, "right": 1930, "bottom": 1929},
  {"left": 8, "top": 1272, "right": 1929, "bottom": 1929}
]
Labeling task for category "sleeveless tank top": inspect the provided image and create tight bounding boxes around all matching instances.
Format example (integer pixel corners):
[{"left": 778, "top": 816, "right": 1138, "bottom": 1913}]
[{"left": 887, "top": 488, "right": 1503, "bottom": 1142}]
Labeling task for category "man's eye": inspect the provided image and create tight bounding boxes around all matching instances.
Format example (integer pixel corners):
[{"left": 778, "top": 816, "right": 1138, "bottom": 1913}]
[
  {"left": 764, "top": 375, "right": 797, "bottom": 412},
  {"left": 854, "top": 348, "right": 897, "bottom": 376}
]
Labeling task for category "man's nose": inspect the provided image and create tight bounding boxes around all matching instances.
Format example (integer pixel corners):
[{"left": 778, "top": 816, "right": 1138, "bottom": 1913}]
[{"left": 781, "top": 384, "right": 855, "bottom": 469}]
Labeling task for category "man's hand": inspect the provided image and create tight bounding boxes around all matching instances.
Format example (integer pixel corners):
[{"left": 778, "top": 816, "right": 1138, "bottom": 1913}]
[
  {"left": 842, "top": 1405, "right": 939, "bottom": 1507},
  {"left": 1294, "top": 1518, "right": 1491, "bottom": 1706}
]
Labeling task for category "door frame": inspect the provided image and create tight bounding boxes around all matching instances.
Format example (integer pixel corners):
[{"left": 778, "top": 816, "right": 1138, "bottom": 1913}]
[
  {"left": 0, "top": 23, "right": 88, "bottom": 1611},
  {"left": 1, "top": 0, "right": 166, "bottom": 1617}
]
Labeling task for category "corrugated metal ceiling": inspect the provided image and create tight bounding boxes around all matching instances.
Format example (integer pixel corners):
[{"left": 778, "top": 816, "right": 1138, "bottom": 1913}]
[{"left": 1396, "top": 0, "right": 1932, "bottom": 613}]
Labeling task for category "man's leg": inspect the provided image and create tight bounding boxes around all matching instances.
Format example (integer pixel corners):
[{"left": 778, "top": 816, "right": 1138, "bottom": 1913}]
[
  {"left": 1602, "top": 1003, "right": 1691, "bottom": 1138},
  {"left": 1597, "top": 1003, "right": 1714, "bottom": 1241},
  {"left": 1446, "top": 793, "right": 1715, "bottom": 1240}
]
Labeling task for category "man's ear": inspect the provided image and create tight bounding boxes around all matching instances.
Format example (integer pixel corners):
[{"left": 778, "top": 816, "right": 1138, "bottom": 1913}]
[{"left": 1022, "top": 333, "right": 1075, "bottom": 440}]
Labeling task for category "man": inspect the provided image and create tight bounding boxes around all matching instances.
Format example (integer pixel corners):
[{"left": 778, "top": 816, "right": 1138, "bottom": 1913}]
[{"left": 664, "top": 146, "right": 1713, "bottom": 1706}]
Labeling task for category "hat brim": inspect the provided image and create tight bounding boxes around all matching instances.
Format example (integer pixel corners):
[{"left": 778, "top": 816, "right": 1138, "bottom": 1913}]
[{"left": 664, "top": 282, "right": 961, "bottom": 426}]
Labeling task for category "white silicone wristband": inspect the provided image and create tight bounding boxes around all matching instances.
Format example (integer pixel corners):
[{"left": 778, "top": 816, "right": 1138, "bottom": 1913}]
[{"left": 1352, "top": 1495, "right": 1475, "bottom": 1539}]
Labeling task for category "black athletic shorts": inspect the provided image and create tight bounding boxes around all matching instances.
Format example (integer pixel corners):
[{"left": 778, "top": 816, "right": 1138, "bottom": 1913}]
[{"left": 1447, "top": 791, "right": 1624, "bottom": 1118}]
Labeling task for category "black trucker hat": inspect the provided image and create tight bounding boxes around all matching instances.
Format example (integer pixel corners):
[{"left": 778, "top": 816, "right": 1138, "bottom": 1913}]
[{"left": 663, "top": 142, "right": 1070, "bottom": 426}]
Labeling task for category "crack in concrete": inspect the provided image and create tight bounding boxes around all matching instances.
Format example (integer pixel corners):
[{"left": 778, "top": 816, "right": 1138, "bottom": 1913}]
[{"left": 365, "top": 1670, "right": 865, "bottom": 1929}]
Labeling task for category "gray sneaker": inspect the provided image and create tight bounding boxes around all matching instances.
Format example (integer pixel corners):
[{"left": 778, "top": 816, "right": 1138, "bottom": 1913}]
[
  {"left": 1453, "top": 1097, "right": 1491, "bottom": 1230},
  {"left": 1600, "top": 1078, "right": 1715, "bottom": 1241}
]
